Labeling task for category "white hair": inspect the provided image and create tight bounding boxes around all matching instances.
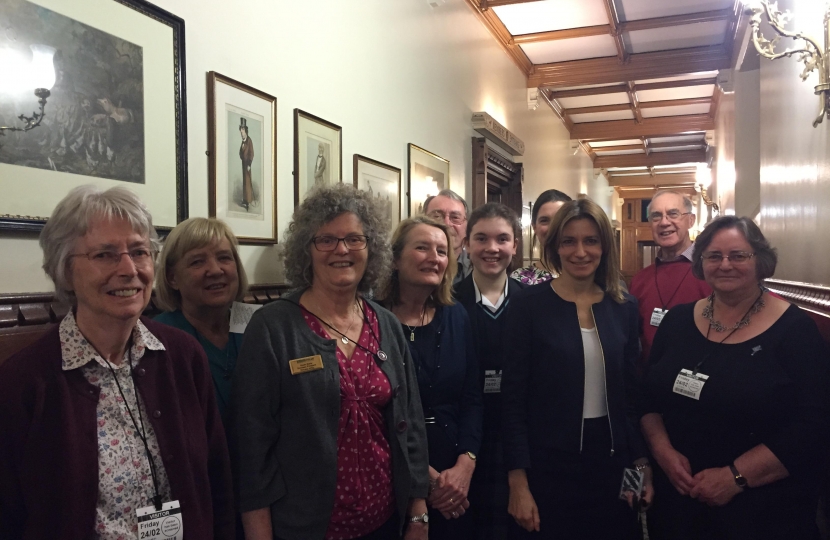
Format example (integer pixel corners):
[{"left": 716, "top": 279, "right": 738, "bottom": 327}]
[{"left": 40, "top": 185, "right": 159, "bottom": 304}]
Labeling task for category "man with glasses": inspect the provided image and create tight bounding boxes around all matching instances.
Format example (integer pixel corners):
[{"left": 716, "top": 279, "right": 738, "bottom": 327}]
[
  {"left": 424, "top": 189, "right": 473, "bottom": 285},
  {"left": 629, "top": 190, "right": 711, "bottom": 368}
]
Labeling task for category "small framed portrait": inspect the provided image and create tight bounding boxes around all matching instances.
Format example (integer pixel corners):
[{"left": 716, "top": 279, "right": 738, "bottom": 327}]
[
  {"left": 407, "top": 143, "right": 449, "bottom": 217},
  {"left": 353, "top": 154, "right": 401, "bottom": 232},
  {"left": 294, "top": 109, "right": 342, "bottom": 206},
  {"left": 207, "top": 71, "right": 277, "bottom": 244}
]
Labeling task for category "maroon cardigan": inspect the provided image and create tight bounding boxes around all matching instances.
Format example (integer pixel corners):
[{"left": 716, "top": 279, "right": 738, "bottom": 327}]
[{"left": 0, "top": 317, "right": 235, "bottom": 539}]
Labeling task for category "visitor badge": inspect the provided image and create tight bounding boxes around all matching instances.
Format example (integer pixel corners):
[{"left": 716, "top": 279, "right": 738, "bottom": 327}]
[
  {"left": 230, "top": 301, "right": 263, "bottom": 333},
  {"left": 483, "top": 370, "right": 502, "bottom": 393},
  {"left": 672, "top": 368, "right": 708, "bottom": 400},
  {"left": 650, "top": 308, "right": 668, "bottom": 327},
  {"left": 619, "top": 468, "right": 644, "bottom": 500},
  {"left": 289, "top": 354, "right": 324, "bottom": 375},
  {"left": 137, "top": 500, "right": 183, "bottom": 540}
]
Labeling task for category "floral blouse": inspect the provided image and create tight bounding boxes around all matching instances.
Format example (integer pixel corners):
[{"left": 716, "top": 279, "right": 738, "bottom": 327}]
[
  {"left": 302, "top": 303, "right": 395, "bottom": 540},
  {"left": 60, "top": 312, "right": 171, "bottom": 540},
  {"left": 510, "top": 265, "right": 554, "bottom": 286}
]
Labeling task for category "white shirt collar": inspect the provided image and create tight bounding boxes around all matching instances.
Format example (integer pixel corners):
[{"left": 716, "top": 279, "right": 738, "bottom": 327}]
[{"left": 473, "top": 275, "right": 509, "bottom": 312}]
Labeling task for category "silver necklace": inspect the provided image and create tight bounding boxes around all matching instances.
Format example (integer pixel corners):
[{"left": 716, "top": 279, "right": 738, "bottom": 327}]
[
  {"left": 702, "top": 286, "right": 766, "bottom": 332},
  {"left": 401, "top": 304, "right": 427, "bottom": 342},
  {"left": 311, "top": 298, "right": 359, "bottom": 344}
]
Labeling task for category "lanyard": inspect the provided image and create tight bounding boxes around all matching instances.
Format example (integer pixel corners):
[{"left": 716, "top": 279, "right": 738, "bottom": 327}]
[
  {"left": 102, "top": 343, "right": 163, "bottom": 511},
  {"left": 654, "top": 261, "right": 693, "bottom": 310}
]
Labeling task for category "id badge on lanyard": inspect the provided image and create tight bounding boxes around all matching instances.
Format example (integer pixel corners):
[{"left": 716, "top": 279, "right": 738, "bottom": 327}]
[
  {"left": 137, "top": 500, "right": 184, "bottom": 540},
  {"left": 483, "top": 370, "right": 502, "bottom": 393},
  {"left": 650, "top": 308, "right": 668, "bottom": 327},
  {"left": 672, "top": 368, "right": 708, "bottom": 400}
]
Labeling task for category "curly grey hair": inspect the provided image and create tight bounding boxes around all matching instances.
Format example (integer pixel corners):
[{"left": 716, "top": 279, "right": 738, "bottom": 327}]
[
  {"left": 283, "top": 183, "right": 391, "bottom": 293},
  {"left": 40, "top": 184, "right": 159, "bottom": 304}
]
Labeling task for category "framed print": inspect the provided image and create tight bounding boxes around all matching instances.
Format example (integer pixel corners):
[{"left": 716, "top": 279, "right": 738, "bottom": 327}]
[
  {"left": 207, "top": 72, "right": 277, "bottom": 244},
  {"left": 407, "top": 143, "right": 449, "bottom": 217},
  {"left": 0, "top": 0, "right": 187, "bottom": 232},
  {"left": 353, "top": 154, "right": 401, "bottom": 231},
  {"left": 293, "top": 109, "right": 341, "bottom": 206}
]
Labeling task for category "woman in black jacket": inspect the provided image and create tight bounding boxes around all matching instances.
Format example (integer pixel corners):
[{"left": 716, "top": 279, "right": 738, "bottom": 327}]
[{"left": 502, "top": 198, "right": 651, "bottom": 539}]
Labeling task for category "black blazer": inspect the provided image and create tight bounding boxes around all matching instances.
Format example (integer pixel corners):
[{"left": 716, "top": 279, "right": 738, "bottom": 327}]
[{"left": 501, "top": 283, "right": 646, "bottom": 471}]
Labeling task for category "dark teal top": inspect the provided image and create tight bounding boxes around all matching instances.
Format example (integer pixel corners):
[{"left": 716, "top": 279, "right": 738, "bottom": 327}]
[{"left": 154, "top": 310, "right": 242, "bottom": 420}]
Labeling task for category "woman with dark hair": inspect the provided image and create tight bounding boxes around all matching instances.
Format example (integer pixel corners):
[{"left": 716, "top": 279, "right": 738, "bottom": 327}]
[
  {"left": 640, "top": 215, "right": 830, "bottom": 540},
  {"left": 379, "top": 215, "right": 483, "bottom": 540},
  {"left": 232, "top": 184, "right": 429, "bottom": 540},
  {"left": 503, "top": 198, "right": 649, "bottom": 539},
  {"left": 510, "top": 189, "right": 572, "bottom": 285}
]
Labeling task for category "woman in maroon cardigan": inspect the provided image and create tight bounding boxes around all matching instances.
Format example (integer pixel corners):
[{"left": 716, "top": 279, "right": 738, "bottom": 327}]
[{"left": 0, "top": 185, "right": 235, "bottom": 539}]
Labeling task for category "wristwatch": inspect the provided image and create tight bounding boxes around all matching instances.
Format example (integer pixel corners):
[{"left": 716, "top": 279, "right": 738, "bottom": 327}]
[
  {"left": 409, "top": 513, "right": 429, "bottom": 524},
  {"left": 729, "top": 464, "right": 748, "bottom": 489},
  {"left": 464, "top": 451, "right": 477, "bottom": 461}
]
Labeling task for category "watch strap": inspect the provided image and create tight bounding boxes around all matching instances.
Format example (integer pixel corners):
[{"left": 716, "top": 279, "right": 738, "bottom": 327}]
[
  {"left": 409, "top": 512, "right": 429, "bottom": 523},
  {"left": 729, "top": 464, "right": 748, "bottom": 488}
]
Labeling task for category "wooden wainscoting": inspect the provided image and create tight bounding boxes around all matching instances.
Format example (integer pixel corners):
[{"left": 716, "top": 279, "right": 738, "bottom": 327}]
[{"left": 0, "top": 284, "right": 291, "bottom": 366}]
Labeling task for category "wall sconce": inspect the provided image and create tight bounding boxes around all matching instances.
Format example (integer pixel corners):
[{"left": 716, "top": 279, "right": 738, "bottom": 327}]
[
  {"left": 0, "top": 44, "right": 56, "bottom": 136},
  {"left": 699, "top": 184, "right": 720, "bottom": 215},
  {"left": 746, "top": 0, "right": 830, "bottom": 127}
]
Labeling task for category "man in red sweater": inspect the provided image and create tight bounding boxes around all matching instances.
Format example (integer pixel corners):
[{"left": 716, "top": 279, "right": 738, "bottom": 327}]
[{"left": 629, "top": 190, "right": 711, "bottom": 368}]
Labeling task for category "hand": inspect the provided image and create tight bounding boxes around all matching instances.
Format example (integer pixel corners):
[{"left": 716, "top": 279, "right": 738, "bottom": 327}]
[
  {"left": 690, "top": 467, "right": 742, "bottom": 506},
  {"left": 429, "top": 458, "right": 474, "bottom": 513},
  {"left": 403, "top": 521, "right": 428, "bottom": 540},
  {"left": 653, "top": 445, "right": 696, "bottom": 495},
  {"left": 508, "top": 484, "right": 540, "bottom": 532}
]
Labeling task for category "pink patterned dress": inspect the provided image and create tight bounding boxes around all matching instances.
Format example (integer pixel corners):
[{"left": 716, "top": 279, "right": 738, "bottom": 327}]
[{"left": 302, "top": 302, "right": 395, "bottom": 540}]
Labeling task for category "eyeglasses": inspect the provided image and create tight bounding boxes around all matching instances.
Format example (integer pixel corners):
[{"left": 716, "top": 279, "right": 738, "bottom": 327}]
[
  {"left": 427, "top": 210, "right": 466, "bottom": 225},
  {"left": 649, "top": 210, "right": 691, "bottom": 222},
  {"left": 701, "top": 251, "right": 756, "bottom": 264},
  {"left": 70, "top": 247, "right": 157, "bottom": 268},
  {"left": 311, "top": 235, "right": 369, "bottom": 252}
]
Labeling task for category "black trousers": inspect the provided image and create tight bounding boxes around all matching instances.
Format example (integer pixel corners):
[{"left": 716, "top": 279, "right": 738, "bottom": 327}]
[
  {"left": 274, "top": 513, "right": 400, "bottom": 540},
  {"left": 509, "top": 417, "right": 640, "bottom": 540}
]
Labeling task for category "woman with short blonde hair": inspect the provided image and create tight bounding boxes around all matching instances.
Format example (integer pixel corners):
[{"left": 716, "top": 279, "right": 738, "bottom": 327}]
[{"left": 154, "top": 217, "right": 249, "bottom": 420}]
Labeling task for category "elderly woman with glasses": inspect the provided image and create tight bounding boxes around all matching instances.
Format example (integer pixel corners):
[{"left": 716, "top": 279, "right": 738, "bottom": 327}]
[
  {"left": 0, "top": 186, "right": 234, "bottom": 539},
  {"left": 154, "top": 217, "right": 248, "bottom": 421},
  {"left": 640, "top": 216, "right": 830, "bottom": 540},
  {"left": 231, "top": 184, "right": 429, "bottom": 540}
]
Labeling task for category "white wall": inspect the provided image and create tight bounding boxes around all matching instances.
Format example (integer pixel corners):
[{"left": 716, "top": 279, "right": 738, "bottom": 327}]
[{"left": 0, "top": 0, "right": 598, "bottom": 293}]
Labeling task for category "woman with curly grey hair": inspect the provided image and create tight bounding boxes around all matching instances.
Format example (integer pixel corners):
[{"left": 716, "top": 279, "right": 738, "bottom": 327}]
[
  {"left": 231, "top": 183, "right": 430, "bottom": 540},
  {"left": 641, "top": 215, "right": 830, "bottom": 539},
  {"left": 0, "top": 185, "right": 235, "bottom": 539}
]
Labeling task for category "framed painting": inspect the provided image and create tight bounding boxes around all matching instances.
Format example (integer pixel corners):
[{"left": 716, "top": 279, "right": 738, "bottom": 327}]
[
  {"left": 353, "top": 154, "right": 401, "bottom": 232},
  {"left": 293, "top": 109, "right": 341, "bottom": 206},
  {"left": 207, "top": 72, "right": 277, "bottom": 244},
  {"left": 0, "top": 0, "right": 187, "bottom": 232},
  {"left": 407, "top": 143, "right": 449, "bottom": 217}
]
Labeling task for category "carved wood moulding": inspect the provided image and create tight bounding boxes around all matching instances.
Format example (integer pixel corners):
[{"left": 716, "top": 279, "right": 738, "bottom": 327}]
[
  {"left": 472, "top": 112, "right": 525, "bottom": 156},
  {"left": 764, "top": 279, "right": 830, "bottom": 317}
]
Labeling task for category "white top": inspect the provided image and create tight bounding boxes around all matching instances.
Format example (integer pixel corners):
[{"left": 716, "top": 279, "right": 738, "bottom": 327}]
[
  {"left": 473, "top": 276, "right": 509, "bottom": 312},
  {"left": 581, "top": 327, "right": 608, "bottom": 419}
]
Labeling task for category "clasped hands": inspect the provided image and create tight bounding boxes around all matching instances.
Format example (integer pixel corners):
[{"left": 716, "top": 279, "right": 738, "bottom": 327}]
[
  {"left": 655, "top": 446, "right": 743, "bottom": 506},
  {"left": 428, "top": 458, "right": 474, "bottom": 520}
]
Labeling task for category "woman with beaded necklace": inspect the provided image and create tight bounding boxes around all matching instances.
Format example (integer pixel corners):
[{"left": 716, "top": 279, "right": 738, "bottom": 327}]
[{"left": 640, "top": 216, "right": 830, "bottom": 540}]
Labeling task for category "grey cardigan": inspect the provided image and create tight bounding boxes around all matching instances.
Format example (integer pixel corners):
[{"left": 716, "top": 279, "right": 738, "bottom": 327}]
[{"left": 229, "top": 289, "right": 429, "bottom": 539}]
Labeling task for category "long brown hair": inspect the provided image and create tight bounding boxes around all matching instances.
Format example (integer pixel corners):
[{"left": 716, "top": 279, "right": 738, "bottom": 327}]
[
  {"left": 377, "top": 216, "right": 456, "bottom": 307},
  {"left": 544, "top": 198, "right": 624, "bottom": 303}
]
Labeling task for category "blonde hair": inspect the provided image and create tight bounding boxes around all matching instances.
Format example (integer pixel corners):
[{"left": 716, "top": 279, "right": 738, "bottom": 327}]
[
  {"left": 378, "top": 216, "right": 456, "bottom": 308},
  {"left": 155, "top": 217, "right": 248, "bottom": 311},
  {"left": 544, "top": 199, "right": 624, "bottom": 303}
]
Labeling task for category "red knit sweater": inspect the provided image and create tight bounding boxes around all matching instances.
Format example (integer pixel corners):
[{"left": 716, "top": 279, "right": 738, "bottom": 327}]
[{"left": 629, "top": 259, "right": 711, "bottom": 367}]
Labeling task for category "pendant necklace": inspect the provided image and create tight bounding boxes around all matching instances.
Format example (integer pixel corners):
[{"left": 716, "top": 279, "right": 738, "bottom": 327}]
[
  {"left": 702, "top": 285, "right": 766, "bottom": 332},
  {"left": 338, "top": 301, "right": 359, "bottom": 344},
  {"left": 403, "top": 304, "right": 426, "bottom": 342}
]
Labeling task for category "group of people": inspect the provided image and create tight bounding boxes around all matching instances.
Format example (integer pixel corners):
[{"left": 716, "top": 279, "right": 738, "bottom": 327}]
[{"left": 0, "top": 181, "right": 827, "bottom": 540}]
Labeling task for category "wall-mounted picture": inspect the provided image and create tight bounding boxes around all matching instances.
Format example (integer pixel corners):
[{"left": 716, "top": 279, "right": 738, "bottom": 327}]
[
  {"left": 294, "top": 109, "right": 341, "bottom": 206},
  {"left": 0, "top": 0, "right": 187, "bottom": 232},
  {"left": 207, "top": 72, "right": 277, "bottom": 244},
  {"left": 353, "top": 154, "right": 401, "bottom": 231},
  {"left": 408, "top": 143, "right": 449, "bottom": 217}
]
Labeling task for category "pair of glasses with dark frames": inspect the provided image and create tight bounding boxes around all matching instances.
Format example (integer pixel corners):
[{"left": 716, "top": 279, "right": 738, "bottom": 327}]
[{"left": 311, "top": 235, "right": 369, "bottom": 252}]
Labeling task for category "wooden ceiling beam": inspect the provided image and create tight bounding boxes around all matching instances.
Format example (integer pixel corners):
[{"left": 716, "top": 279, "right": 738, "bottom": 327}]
[
  {"left": 464, "top": 0, "right": 533, "bottom": 75},
  {"left": 648, "top": 141, "right": 705, "bottom": 149},
  {"left": 618, "top": 8, "right": 733, "bottom": 33},
  {"left": 638, "top": 97, "right": 712, "bottom": 109},
  {"left": 550, "top": 85, "right": 628, "bottom": 99},
  {"left": 573, "top": 114, "right": 715, "bottom": 140},
  {"left": 480, "top": 0, "right": 545, "bottom": 7},
  {"left": 592, "top": 144, "right": 644, "bottom": 152},
  {"left": 633, "top": 77, "right": 717, "bottom": 92},
  {"left": 564, "top": 103, "right": 631, "bottom": 115},
  {"left": 627, "top": 81, "right": 643, "bottom": 123},
  {"left": 549, "top": 78, "right": 716, "bottom": 99},
  {"left": 607, "top": 172, "right": 698, "bottom": 187},
  {"left": 511, "top": 25, "right": 611, "bottom": 44},
  {"left": 709, "top": 85, "right": 722, "bottom": 119},
  {"left": 602, "top": 0, "right": 628, "bottom": 63},
  {"left": 529, "top": 46, "right": 730, "bottom": 88},
  {"left": 594, "top": 149, "right": 706, "bottom": 169}
]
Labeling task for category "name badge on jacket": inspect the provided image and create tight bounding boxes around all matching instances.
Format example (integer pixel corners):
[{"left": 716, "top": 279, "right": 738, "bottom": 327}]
[
  {"left": 672, "top": 369, "right": 708, "bottom": 400},
  {"left": 137, "top": 501, "right": 183, "bottom": 540},
  {"left": 484, "top": 370, "right": 502, "bottom": 393},
  {"left": 289, "top": 355, "right": 324, "bottom": 375},
  {"left": 650, "top": 308, "right": 668, "bottom": 327}
]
